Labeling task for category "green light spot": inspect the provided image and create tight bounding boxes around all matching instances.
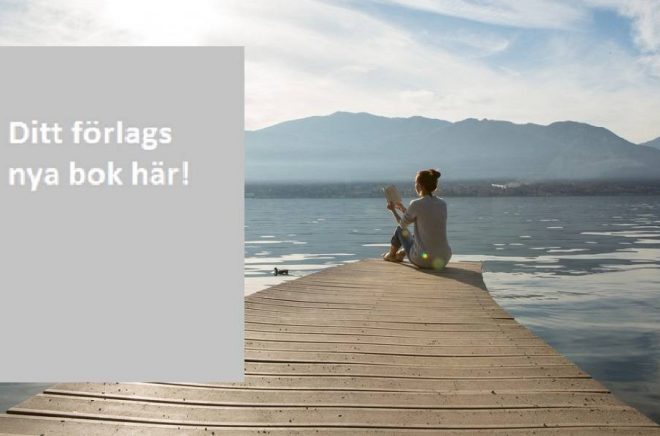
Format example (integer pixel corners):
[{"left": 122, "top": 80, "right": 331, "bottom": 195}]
[{"left": 432, "top": 258, "right": 446, "bottom": 270}]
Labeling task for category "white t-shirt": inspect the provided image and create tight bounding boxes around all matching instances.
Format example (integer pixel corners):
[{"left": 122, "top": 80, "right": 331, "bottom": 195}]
[{"left": 399, "top": 195, "right": 452, "bottom": 269}]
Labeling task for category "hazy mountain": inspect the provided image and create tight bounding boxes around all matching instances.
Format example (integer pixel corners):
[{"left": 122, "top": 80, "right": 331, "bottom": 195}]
[
  {"left": 640, "top": 137, "right": 660, "bottom": 150},
  {"left": 246, "top": 112, "right": 660, "bottom": 182}
]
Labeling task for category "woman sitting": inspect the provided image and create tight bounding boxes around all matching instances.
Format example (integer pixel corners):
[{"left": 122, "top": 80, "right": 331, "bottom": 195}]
[{"left": 385, "top": 169, "right": 452, "bottom": 270}]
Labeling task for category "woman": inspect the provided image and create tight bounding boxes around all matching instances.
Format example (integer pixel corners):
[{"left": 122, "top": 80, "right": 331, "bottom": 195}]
[{"left": 384, "top": 169, "right": 452, "bottom": 270}]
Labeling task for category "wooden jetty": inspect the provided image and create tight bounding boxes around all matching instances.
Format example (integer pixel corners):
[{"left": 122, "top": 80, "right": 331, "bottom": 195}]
[{"left": 1, "top": 259, "right": 658, "bottom": 434}]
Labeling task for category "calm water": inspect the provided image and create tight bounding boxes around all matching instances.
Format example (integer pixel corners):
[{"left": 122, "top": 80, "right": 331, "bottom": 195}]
[{"left": 246, "top": 195, "right": 660, "bottom": 423}]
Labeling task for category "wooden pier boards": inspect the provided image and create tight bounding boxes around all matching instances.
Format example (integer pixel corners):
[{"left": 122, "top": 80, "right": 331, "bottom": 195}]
[{"left": 1, "top": 259, "right": 658, "bottom": 434}]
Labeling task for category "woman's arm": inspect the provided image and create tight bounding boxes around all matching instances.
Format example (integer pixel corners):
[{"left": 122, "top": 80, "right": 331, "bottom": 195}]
[
  {"left": 387, "top": 202, "right": 411, "bottom": 226},
  {"left": 387, "top": 202, "right": 403, "bottom": 223}
]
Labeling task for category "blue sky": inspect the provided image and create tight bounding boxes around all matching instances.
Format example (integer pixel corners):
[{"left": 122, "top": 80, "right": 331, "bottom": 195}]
[{"left": 0, "top": 0, "right": 659, "bottom": 142}]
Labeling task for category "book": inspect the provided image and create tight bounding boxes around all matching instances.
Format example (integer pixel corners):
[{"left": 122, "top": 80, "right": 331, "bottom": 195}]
[{"left": 383, "top": 185, "right": 402, "bottom": 205}]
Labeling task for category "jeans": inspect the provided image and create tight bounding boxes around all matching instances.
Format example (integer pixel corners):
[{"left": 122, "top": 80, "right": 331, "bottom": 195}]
[{"left": 390, "top": 226, "right": 413, "bottom": 257}]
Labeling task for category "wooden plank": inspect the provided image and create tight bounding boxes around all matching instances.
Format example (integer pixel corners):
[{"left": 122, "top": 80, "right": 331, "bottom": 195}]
[
  {"left": 160, "top": 376, "right": 607, "bottom": 393},
  {"left": 262, "top": 281, "right": 488, "bottom": 290},
  {"left": 1, "top": 415, "right": 658, "bottom": 436},
  {"left": 1, "top": 259, "right": 657, "bottom": 434},
  {"left": 244, "top": 340, "right": 558, "bottom": 356},
  {"left": 245, "top": 308, "right": 513, "bottom": 320},
  {"left": 243, "top": 362, "right": 589, "bottom": 379},
  {"left": 245, "top": 315, "right": 517, "bottom": 327},
  {"left": 245, "top": 330, "right": 546, "bottom": 346},
  {"left": 255, "top": 292, "right": 491, "bottom": 301},
  {"left": 245, "top": 349, "right": 573, "bottom": 366},
  {"left": 47, "top": 382, "right": 614, "bottom": 407},
  {"left": 245, "top": 301, "right": 510, "bottom": 315},
  {"left": 245, "top": 321, "right": 534, "bottom": 336},
  {"left": 9, "top": 394, "right": 655, "bottom": 428},
  {"left": 250, "top": 293, "right": 497, "bottom": 306},
  {"left": 247, "top": 295, "right": 498, "bottom": 309},
  {"left": 258, "top": 286, "right": 493, "bottom": 297}
]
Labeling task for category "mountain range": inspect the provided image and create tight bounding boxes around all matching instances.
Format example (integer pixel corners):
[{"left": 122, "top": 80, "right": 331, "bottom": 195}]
[
  {"left": 246, "top": 112, "right": 660, "bottom": 182},
  {"left": 640, "top": 137, "right": 660, "bottom": 150}
]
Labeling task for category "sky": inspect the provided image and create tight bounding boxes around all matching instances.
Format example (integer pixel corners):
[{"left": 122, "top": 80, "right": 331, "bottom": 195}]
[{"left": 0, "top": 0, "right": 659, "bottom": 143}]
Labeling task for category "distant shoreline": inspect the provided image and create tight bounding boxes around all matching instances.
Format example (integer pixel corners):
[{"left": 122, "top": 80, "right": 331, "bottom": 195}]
[{"left": 246, "top": 180, "right": 660, "bottom": 198}]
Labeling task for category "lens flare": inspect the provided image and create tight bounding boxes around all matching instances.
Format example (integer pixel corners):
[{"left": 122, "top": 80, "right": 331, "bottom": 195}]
[{"left": 432, "top": 258, "right": 446, "bottom": 270}]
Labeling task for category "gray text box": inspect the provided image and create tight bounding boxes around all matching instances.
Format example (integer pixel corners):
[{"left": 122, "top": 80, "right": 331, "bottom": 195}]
[{"left": 0, "top": 47, "right": 244, "bottom": 381}]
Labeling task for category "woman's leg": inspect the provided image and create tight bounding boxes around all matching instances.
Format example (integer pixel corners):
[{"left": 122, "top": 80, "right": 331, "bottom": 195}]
[
  {"left": 386, "top": 226, "right": 413, "bottom": 261},
  {"left": 395, "top": 226, "right": 414, "bottom": 256},
  {"left": 387, "top": 233, "right": 400, "bottom": 258}
]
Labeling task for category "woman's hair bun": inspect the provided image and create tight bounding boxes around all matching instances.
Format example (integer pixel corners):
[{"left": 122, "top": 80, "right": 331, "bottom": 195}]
[{"left": 416, "top": 168, "right": 441, "bottom": 194}]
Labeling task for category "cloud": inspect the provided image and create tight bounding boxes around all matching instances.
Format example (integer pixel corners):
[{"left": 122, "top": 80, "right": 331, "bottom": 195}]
[
  {"left": 587, "top": 0, "right": 660, "bottom": 51},
  {"left": 0, "top": 0, "right": 659, "bottom": 142},
  {"left": 585, "top": 0, "right": 660, "bottom": 77},
  {"left": 618, "top": 1, "right": 660, "bottom": 78},
  {"left": 377, "top": 0, "right": 588, "bottom": 30},
  {"left": 417, "top": 26, "right": 513, "bottom": 58}
]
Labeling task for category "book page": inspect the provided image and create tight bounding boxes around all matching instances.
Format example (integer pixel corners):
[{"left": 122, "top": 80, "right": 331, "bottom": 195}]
[{"left": 383, "top": 185, "right": 402, "bottom": 204}]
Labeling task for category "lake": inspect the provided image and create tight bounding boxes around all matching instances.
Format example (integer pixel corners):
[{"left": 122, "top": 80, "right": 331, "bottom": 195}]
[{"left": 246, "top": 195, "right": 660, "bottom": 423}]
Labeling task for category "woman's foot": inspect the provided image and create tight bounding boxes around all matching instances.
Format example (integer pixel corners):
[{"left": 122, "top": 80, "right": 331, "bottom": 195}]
[
  {"left": 396, "top": 250, "right": 406, "bottom": 261},
  {"left": 383, "top": 251, "right": 402, "bottom": 262}
]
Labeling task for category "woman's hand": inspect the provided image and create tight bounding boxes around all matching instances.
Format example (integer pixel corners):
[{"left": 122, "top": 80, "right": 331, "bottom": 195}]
[
  {"left": 388, "top": 201, "right": 404, "bottom": 224},
  {"left": 388, "top": 202, "right": 406, "bottom": 212}
]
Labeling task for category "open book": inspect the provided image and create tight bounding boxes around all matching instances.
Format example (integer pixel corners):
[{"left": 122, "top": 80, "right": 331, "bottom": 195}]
[{"left": 383, "top": 185, "right": 402, "bottom": 205}]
